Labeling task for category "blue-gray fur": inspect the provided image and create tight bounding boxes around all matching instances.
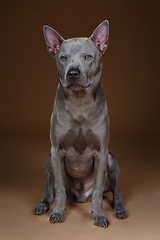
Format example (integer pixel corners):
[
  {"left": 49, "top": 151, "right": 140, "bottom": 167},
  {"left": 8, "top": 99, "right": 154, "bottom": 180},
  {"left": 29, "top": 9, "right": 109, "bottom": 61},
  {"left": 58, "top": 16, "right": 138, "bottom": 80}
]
[{"left": 34, "top": 20, "right": 127, "bottom": 228}]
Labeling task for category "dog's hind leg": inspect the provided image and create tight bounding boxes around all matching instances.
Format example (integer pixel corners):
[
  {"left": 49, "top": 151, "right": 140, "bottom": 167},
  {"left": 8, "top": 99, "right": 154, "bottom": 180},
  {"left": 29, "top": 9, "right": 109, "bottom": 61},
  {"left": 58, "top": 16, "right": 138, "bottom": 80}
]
[
  {"left": 107, "top": 152, "right": 127, "bottom": 219},
  {"left": 35, "top": 155, "right": 54, "bottom": 215}
]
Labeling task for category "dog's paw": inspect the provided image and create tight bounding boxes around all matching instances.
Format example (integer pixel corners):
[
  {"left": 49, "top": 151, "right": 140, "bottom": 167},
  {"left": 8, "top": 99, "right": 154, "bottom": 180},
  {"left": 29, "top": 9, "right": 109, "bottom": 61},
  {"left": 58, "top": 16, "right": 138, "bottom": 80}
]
[
  {"left": 94, "top": 216, "right": 110, "bottom": 228},
  {"left": 34, "top": 200, "right": 49, "bottom": 215},
  {"left": 49, "top": 212, "right": 65, "bottom": 224},
  {"left": 115, "top": 206, "right": 127, "bottom": 219}
]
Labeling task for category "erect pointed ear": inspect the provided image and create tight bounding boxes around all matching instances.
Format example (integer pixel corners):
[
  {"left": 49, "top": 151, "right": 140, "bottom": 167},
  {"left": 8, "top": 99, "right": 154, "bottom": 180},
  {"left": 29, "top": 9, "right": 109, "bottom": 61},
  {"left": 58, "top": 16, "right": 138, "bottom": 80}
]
[
  {"left": 90, "top": 20, "right": 109, "bottom": 54},
  {"left": 43, "top": 25, "right": 64, "bottom": 55}
]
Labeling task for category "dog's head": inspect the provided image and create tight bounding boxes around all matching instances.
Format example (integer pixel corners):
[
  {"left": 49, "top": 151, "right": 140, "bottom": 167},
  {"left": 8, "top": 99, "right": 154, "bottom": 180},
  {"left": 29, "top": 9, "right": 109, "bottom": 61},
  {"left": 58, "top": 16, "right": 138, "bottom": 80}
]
[{"left": 43, "top": 20, "right": 109, "bottom": 92}]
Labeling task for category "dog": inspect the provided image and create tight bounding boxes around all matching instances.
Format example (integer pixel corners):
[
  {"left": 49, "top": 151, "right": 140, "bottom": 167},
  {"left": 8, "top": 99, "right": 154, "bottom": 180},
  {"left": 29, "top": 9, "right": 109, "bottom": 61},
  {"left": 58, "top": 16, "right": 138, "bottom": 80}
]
[{"left": 34, "top": 20, "right": 127, "bottom": 228}]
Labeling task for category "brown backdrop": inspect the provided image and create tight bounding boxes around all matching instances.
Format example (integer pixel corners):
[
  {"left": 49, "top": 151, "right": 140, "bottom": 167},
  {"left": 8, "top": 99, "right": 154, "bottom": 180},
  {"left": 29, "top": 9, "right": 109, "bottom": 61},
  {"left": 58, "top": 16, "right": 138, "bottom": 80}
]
[
  {"left": 1, "top": 1, "right": 160, "bottom": 240},
  {"left": 0, "top": 0, "right": 160, "bottom": 137}
]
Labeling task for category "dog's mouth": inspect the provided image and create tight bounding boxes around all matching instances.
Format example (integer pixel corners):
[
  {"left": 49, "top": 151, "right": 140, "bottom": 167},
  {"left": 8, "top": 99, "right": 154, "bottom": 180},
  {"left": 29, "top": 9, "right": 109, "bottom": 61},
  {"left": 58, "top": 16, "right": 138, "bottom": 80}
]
[{"left": 67, "top": 82, "right": 90, "bottom": 91}]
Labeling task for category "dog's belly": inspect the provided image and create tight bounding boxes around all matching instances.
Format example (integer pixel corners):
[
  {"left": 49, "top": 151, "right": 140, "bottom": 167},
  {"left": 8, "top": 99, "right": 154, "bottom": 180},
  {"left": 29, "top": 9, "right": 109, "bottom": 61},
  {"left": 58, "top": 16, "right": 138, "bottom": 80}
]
[{"left": 65, "top": 147, "right": 94, "bottom": 179}]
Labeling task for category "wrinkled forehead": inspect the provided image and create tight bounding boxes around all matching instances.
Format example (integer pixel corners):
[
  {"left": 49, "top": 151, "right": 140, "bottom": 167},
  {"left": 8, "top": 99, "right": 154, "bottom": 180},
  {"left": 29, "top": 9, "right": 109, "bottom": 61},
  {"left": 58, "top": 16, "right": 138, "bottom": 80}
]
[{"left": 58, "top": 38, "right": 99, "bottom": 56}]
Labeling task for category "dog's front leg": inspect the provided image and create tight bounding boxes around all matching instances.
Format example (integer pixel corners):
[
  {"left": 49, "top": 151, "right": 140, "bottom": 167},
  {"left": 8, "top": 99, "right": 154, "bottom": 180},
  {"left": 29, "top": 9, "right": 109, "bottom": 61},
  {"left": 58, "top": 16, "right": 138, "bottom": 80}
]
[
  {"left": 92, "top": 149, "right": 109, "bottom": 228},
  {"left": 49, "top": 146, "right": 66, "bottom": 224}
]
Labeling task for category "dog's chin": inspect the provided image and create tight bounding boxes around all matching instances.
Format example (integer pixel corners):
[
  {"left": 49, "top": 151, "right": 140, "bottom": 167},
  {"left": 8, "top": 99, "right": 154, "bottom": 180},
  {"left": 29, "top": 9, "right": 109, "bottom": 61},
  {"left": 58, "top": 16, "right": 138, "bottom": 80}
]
[{"left": 67, "top": 83, "right": 89, "bottom": 91}]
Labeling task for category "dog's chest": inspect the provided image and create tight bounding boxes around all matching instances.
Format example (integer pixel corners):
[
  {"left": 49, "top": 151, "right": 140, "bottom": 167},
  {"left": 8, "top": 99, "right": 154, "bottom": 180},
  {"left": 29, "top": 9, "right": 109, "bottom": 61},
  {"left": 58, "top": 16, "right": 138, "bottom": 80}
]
[
  {"left": 59, "top": 128, "right": 100, "bottom": 178},
  {"left": 59, "top": 128, "right": 100, "bottom": 153}
]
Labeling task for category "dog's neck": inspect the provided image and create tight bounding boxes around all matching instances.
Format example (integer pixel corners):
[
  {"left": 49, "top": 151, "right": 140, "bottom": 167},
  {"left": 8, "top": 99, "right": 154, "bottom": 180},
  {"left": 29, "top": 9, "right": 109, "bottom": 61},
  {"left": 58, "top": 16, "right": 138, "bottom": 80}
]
[{"left": 64, "top": 88, "right": 87, "bottom": 98}]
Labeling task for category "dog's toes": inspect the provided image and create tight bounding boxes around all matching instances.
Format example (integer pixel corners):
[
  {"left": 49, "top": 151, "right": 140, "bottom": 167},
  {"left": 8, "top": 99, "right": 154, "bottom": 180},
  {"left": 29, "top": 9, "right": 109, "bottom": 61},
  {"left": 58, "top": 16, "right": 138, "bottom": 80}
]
[
  {"left": 115, "top": 207, "right": 127, "bottom": 219},
  {"left": 94, "top": 216, "right": 110, "bottom": 228},
  {"left": 34, "top": 200, "right": 49, "bottom": 215},
  {"left": 49, "top": 212, "right": 65, "bottom": 224}
]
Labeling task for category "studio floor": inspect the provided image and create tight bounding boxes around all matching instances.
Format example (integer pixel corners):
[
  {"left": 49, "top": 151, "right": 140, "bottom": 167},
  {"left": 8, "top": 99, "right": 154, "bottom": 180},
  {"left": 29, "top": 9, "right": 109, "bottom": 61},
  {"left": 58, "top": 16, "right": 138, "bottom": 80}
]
[{"left": 1, "top": 135, "right": 160, "bottom": 240}]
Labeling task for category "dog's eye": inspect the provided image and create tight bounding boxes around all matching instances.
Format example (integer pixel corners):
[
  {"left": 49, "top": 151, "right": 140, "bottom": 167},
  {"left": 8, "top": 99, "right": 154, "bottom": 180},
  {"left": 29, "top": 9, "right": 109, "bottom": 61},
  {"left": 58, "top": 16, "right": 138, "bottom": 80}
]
[
  {"left": 60, "top": 56, "right": 67, "bottom": 61},
  {"left": 85, "top": 55, "right": 92, "bottom": 60}
]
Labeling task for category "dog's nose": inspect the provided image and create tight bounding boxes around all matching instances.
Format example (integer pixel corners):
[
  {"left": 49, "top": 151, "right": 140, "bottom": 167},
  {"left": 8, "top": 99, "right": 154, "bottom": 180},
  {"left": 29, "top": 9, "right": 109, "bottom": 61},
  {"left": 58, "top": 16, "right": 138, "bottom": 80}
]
[{"left": 67, "top": 68, "right": 80, "bottom": 81}]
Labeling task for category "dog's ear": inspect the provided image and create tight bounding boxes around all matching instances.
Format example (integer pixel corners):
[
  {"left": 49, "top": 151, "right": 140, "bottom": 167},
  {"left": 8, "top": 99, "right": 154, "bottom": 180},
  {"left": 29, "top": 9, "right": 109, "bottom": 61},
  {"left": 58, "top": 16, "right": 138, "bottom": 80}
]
[
  {"left": 90, "top": 20, "right": 109, "bottom": 53},
  {"left": 43, "top": 25, "right": 64, "bottom": 55}
]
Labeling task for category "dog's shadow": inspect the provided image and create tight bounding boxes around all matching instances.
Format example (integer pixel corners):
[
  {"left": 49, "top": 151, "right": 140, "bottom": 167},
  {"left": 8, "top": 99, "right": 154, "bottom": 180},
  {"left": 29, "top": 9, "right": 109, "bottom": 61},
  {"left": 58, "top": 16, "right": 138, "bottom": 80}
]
[{"left": 66, "top": 200, "right": 93, "bottom": 220}]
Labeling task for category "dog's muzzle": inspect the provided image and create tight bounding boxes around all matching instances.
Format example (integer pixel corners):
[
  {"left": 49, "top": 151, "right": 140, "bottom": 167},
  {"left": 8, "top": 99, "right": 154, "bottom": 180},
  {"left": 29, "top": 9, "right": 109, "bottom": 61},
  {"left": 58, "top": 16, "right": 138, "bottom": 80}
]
[{"left": 66, "top": 67, "right": 89, "bottom": 91}]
